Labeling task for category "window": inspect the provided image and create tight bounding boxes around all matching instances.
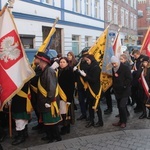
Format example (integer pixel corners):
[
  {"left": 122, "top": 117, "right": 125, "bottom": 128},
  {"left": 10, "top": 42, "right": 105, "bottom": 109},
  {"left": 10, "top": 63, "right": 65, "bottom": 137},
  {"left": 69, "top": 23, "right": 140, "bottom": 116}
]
[
  {"left": 74, "top": 0, "right": 81, "bottom": 13},
  {"left": 94, "top": 0, "right": 99, "bottom": 18},
  {"left": 125, "top": 0, "right": 128, "bottom": 4},
  {"left": 133, "top": 0, "right": 137, "bottom": 9},
  {"left": 133, "top": 15, "right": 137, "bottom": 30},
  {"left": 114, "top": 5, "right": 118, "bottom": 24},
  {"left": 125, "top": 11, "right": 129, "bottom": 27},
  {"left": 42, "top": 0, "right": 52, "bottom": 4},
  {"left": 72, "top": 35, "right": 80, "bottom": 55},
  {"left": 121, "top": 9, "right": 124, "bottom": 26},
  {"left": 107, "top": 5, "right": 112, "bottom": 22},
  {"left": 130, "top": 13, "right": 133, "bottom": 29},
  {"left": 85, "top": 36, "right": 92, "bottom": 47},
  {"left": 130, "top": 0, "right": 133, "bottom": 7},
  {"left": 85, "top": 0, "right": 90, "bottom": 15}
]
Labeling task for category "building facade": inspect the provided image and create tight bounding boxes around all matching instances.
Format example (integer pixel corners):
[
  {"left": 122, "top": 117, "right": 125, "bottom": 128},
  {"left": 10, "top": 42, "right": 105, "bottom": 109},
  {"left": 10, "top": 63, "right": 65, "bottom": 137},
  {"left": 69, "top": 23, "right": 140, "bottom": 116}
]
[
  {"left": 137, "top": 0, "right": 150, "bottom": 45},
  {"left": 0, "top": 0, "right": 104, "bottom": 55},
  {"left": 104, "top": 0, "right": 138, "bottom": 46}
]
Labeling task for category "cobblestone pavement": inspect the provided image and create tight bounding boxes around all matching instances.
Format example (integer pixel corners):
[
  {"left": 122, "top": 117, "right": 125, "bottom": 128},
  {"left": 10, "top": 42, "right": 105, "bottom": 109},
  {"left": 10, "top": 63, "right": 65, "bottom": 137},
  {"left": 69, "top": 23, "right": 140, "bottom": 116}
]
[{"left": 1, "top": 97, "right": 150, "bottom": 150}]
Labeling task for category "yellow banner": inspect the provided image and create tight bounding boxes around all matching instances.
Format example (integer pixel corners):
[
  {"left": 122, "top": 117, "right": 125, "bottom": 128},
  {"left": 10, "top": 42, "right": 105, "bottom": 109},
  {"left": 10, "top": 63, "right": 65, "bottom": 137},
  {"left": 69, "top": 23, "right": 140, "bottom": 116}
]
[{"left": 88, "top": 28, "right": 108, "bottom": 69}]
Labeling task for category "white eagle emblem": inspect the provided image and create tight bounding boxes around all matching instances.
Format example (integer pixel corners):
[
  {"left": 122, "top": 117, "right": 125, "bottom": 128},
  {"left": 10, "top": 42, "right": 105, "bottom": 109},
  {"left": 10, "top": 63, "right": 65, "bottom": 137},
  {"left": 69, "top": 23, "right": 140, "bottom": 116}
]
[{"left": 0, "top": 36, "right": 20, "bottom": 63}]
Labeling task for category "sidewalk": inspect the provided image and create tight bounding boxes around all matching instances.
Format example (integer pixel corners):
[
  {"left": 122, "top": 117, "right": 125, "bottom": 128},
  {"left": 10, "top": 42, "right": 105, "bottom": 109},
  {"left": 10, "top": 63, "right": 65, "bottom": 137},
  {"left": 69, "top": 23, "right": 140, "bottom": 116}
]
[
  {"left": 1, "top": 98, "right": 150, "bottom": 150},
  {"left": 23, "top": 129, "right": 150, "bottom": 150}
]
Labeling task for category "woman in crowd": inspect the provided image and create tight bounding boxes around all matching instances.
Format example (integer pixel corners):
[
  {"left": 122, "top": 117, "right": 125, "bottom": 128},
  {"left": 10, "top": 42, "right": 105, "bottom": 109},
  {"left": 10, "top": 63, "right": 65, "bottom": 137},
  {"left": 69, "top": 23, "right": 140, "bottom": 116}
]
[
  {"left": 138, "top": 56, "right": 150, "bottom": 119},
  {"left": 67, "top": 51, "right": 78, "bottom": 68},
  {"left": 111, "top": 56, "right": 132, "bottom": 128},
  {"left": 67, "top": 51, "right": 78, "bottom": 111},
  {"left": 58, "top": 57, "right": 76, "bottom": 134},
  {"left": 79, "top": 54, "right": 103, "bottom": 128}
]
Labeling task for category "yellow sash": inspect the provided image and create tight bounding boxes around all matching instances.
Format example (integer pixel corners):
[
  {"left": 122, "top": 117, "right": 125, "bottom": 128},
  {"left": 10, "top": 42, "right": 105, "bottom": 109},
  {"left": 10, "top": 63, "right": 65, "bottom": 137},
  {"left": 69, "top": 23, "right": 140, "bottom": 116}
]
[
  {"left": 17, "top": 87, "right": 33, "bottom": 113},
  {"left": 30, "top": 84, "right": 37, "bottom": 93},
  {"left": 55, "top": 70, "right": 67, "bottom": 102},
  {"left": 87, "top": 82, "right": 102, "bottom": 112},
  {"left": 38, "top": 78, "right": 59, "bottom": 117}
]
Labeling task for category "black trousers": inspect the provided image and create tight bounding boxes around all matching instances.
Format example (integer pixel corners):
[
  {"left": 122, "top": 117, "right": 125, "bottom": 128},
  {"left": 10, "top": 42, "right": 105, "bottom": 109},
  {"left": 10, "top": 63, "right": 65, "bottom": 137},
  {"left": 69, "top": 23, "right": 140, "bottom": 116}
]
[
  {"left": 116, "top": 97, "right": 128, "bottom": 124},
  {"left": 104, "top": 87, "right": 112, "bottom": 110},
  {"left": 88, "top": 98, "right": 103, "bottom": 123}
]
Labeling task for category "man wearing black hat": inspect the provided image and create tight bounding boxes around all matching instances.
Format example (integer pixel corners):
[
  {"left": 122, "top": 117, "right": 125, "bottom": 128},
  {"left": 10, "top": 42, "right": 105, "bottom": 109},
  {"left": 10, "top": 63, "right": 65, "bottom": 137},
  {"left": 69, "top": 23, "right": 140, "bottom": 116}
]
[
  {"left": 73, "top": 49, "right": 89, "bottom": 120},
  {"left": 30, "top": 52, "right": 43, "bottom": 132},
  {"left": 37, "top": 53, "right": 62, "bottom": 143}
]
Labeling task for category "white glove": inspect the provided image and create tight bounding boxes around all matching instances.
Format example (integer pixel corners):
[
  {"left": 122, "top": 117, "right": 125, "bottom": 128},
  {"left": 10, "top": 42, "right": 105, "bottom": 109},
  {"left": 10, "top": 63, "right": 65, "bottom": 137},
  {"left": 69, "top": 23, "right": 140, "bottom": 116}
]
[
  {"left": 79, "top": 70, "right": 86, "bottom": 77},
  {"left": 45, "top": 103, "right": 51, "bottom": 108},
  {"left": 50, "top": 61, "right": 59, "bottom": 70},
  {"left": 73, "top": 66, "right": 78, "bottom": 71}
]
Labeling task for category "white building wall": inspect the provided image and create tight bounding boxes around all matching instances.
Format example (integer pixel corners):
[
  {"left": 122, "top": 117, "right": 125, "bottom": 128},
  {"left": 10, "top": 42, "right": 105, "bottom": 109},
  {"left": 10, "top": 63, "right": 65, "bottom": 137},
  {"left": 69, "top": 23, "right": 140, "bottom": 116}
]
[{"left": 1, "top": 0, "right": 104, "bottom": 54}]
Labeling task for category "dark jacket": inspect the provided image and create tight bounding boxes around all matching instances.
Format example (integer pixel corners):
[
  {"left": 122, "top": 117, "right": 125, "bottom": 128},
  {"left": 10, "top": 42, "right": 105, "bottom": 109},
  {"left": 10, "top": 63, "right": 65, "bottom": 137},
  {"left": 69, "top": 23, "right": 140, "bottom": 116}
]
[
  {"left": 84, "top": 60, "right": 101, "bottom": 99},
  {"left": 112, "top": 63, "right": 132, "bottom": 99},
  {"left": 12, "top": 82, "right": 30, "bottom": 113},
  {"left": 37, "top": 65, "right": 57, "bottom": 113},
  {"left": 58, "top": 66, "right": 75, "bottom": 102}
]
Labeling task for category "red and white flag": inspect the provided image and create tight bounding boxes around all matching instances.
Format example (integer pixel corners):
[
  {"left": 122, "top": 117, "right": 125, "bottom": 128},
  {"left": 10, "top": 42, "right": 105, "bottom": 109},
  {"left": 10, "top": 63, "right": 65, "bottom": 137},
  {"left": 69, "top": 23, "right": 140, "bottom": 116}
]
[
  {"left": 113, "top": 32, "right": 122, "bottom": 58},
  {"left": 0, "top": 8, "right": 35, "bottom": 110},
  {"left": 140, "top": 26, "right": 150, "bottom": 56}
]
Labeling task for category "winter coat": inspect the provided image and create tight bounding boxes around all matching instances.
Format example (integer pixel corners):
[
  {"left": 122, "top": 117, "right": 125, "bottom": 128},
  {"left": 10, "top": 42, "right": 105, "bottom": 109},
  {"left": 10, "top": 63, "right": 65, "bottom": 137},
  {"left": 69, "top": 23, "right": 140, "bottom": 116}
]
[
  {"left": 58, "top": 66, "right": 75, "bottom": 103},
  {"left": 84, "top": 60, "right": 101, "bottom": 100},
  {"left": 37, "top": 65, "right": 57, "bottom": 113},
  {"left": 112, "top": 63, "right": 132, "bottom": 99}
]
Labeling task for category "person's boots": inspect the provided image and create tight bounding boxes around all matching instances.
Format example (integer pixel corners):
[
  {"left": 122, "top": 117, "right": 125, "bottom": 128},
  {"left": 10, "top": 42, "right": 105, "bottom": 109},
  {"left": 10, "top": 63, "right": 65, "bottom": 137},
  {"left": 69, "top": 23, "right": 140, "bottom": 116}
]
[
  {"left": 139, "top": 106, "right": 147, "bottom": 119},
  {"left": 12, "top": 130, "right": 25, "bottom": 145},
  {"left": 147, "top": 109, "right": 150, "bottom": 119},
  {"left": 94, "top": 108, "right": 104, "bottom": 127},
  {"left": 0, "top": 144, "right": 3, "bottom": 150}
]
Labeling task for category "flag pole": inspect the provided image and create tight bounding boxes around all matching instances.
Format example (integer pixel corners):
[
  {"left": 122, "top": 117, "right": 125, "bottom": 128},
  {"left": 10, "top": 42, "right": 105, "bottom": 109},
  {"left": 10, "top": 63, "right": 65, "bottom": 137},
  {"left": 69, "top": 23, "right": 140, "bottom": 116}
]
[
  {"left": 9, "top": 102, "right": 12, "bottom": 137},
  {"left": 140, "top": 26, "right": 150, "bottom": 53},
  {"left": 31, "top": 17, "right": 59, "bottom": 69},
  {"left": 0, "top": 1, "right": 9, "bottom": 16}
]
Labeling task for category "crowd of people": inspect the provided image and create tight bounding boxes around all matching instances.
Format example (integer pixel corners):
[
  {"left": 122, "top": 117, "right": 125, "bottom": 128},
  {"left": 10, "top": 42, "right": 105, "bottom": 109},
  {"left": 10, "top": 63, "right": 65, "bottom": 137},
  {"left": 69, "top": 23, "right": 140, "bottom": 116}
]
[{"left": 1, "top": 48, "right": 150, "bottom": 149}]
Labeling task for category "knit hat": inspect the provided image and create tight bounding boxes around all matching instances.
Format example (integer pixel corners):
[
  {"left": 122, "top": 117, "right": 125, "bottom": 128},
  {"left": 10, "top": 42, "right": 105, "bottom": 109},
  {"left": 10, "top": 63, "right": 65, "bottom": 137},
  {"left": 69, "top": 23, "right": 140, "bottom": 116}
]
[
  {"left": 36, "top": 53, "right": 51, "bottom": 64},
  {"left": 34, "top": 52, "right": 44, "bottom": 58},
  {"left": 110, "top": 56, "right": 120, "bottom": 63}
]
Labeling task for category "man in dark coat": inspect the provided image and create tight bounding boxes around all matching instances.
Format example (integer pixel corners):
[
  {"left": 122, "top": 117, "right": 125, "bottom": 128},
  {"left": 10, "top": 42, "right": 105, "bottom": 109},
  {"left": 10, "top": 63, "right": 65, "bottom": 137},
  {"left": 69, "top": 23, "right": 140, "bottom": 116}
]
[
  {"left": 111, "top": 56, "right": 132, "bottom": 128},
  {"left": 37, "top": 53, "right": 62, "bottom": 143},
  {"left": 131, "top": 50, "right": 146, "bottom": 113},
  {"left": 73, "top": 49, "right": 89, "bottom": 120}
]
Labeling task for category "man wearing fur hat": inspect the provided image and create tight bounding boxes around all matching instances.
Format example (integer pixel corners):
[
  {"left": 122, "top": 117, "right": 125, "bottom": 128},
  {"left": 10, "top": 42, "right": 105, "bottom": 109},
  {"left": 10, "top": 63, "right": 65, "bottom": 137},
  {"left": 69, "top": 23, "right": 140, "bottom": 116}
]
[
  {"left": 111, "top": 56, "right": 132, "bottom": 128},
  {"left": 37, "top": 53, "right": 62, "bottom": 143}
]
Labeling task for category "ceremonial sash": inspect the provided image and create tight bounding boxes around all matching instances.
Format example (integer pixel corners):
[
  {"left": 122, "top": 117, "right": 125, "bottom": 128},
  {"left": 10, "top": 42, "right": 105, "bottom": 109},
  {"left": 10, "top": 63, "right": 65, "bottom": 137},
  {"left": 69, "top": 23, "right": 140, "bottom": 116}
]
[
  {"left": 38, "top": 78, "right": 59, "bottom": 117},
  {"left": 55, "top": 70, "right": 70, "bottom": 119},
  {"left": 87, "top": 82, "right": 102, "bottom": 111},
  {"left": 17, "top": 87, "right": 33, "bottom": 113},
  {"left": 30, "top": 84, "right": 37, "bottom": 93}
]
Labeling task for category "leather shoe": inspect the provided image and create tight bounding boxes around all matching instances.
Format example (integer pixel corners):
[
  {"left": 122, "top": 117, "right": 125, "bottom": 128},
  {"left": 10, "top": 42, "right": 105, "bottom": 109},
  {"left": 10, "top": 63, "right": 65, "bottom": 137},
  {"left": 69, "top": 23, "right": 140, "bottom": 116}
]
[
  {"left": 120, "top": 123, "right": 126, "bottom": 128},
  {"left": 77, "top": 115, "right": 86, "bottom": 121},
  {"left": 139, "top": 113, "right": 147, "bottom": 119},
  {"left": 94, "top": 121, "right": 103, "bottom": 127},
  {"left": 112, "top": 122, "right": 121, "bottom": 126},
  {"left": 104, "top": 109, "right": 112, "bottom": 114},
  {"left": 85, "top": 122, "right": 94, "bottom": 128}
]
